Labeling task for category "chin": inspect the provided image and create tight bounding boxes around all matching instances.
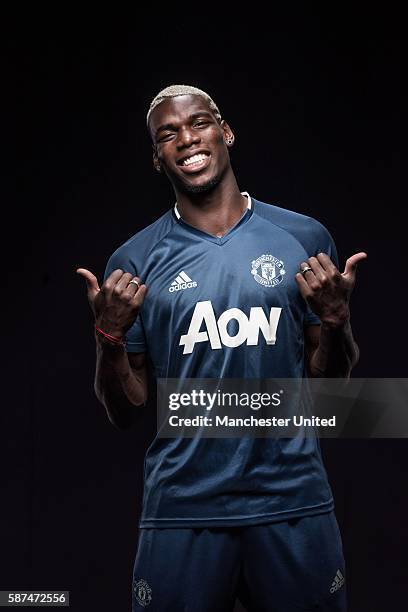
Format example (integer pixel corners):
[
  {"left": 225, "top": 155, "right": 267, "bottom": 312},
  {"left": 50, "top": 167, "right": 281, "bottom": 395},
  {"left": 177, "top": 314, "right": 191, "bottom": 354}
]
[{"left": 181, "top": 174, "right": 222, "bottom": 195}]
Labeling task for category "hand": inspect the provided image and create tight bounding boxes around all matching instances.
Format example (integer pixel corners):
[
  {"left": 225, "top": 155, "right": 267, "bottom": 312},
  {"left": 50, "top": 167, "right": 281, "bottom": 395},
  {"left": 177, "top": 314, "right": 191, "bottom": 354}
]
[
  {"left": 76, "top": 268, "right": 148, "bottom": 337},
  {"left": 295, "top": 252, "right": 367, "bottom": 328}
]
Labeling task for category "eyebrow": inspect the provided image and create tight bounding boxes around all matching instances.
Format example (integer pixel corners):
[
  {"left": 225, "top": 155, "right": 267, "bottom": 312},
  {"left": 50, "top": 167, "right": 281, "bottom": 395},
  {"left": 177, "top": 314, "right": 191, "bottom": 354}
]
[{"left": 155, "top": 111, "right": 215, "bottom": 136}]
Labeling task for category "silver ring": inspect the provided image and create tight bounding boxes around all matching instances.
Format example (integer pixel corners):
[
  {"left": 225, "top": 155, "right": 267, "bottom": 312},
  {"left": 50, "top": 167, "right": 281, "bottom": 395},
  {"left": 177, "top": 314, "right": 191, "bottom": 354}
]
[
  {"left": 300, "top": 266, "right": 313, "bottom": 276},
  {"left": 128, "top": 279, "right": 140, "bottom": 289}
]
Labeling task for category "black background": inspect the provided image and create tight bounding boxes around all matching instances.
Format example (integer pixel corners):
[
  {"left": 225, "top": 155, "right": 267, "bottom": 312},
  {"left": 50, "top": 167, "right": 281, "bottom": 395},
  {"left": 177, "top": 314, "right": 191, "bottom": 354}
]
[{"left": 3, "top": 8, "right": 407, "bottom": 611}]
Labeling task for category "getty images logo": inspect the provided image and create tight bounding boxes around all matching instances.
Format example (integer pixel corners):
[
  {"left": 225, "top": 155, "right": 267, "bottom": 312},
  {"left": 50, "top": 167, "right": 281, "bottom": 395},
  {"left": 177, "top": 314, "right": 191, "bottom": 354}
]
[
  {"left": 169, "top": 271, "right": 197, "bottom": 292},
  {"left": 179, "top": 300, "right": 282, "bottom": 355}
]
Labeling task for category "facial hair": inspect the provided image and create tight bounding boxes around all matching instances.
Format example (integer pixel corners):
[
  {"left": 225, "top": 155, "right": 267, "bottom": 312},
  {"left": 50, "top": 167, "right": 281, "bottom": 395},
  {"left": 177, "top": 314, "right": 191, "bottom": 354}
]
[{"left": 181, "top": 173, "right": 222, "bottom": 194}]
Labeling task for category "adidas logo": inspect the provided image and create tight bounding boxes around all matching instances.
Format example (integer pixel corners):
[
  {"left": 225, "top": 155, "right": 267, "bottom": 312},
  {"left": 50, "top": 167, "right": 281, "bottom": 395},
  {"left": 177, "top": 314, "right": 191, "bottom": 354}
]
[
  {"left": 330, "top": 569, "right": 345, "bottom": 594},
  {"left": 169, "top": 271, "right": 197, "bottom": 293}
]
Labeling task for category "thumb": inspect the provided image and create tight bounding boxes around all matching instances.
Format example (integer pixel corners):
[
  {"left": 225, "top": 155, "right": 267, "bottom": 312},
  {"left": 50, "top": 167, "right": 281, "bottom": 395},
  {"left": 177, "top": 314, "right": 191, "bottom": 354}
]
[
  {"left": 342, "top": 252, "right": 368, "bottom": 278},
  {"left": 76, "top": 268, "right": 100, "bottom": 300}
]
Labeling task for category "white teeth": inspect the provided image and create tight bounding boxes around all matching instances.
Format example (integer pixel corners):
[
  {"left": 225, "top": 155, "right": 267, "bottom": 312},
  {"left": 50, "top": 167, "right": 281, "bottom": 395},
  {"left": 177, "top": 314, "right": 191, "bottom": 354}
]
[{"left": 182, "top": 153, "right": 208, "bottom": 166}]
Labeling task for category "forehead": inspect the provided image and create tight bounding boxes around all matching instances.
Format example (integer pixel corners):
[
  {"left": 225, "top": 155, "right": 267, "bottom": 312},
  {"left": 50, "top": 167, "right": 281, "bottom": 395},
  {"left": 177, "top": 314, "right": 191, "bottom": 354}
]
[{"left": 149, "top": 94, "right": 215, "bottom": 135}]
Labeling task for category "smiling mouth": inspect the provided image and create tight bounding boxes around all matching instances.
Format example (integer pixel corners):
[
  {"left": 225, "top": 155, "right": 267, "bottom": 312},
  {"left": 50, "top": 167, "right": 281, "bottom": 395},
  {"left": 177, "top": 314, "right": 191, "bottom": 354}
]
[{"left": 178, "top": 152, "right": 211, "bottom": 173}]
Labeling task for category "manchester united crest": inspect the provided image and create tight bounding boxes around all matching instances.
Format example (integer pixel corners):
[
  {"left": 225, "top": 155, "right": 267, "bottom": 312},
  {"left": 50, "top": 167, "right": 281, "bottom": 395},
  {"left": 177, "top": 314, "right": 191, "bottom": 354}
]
[
  {"left": 251, "top": 254, "right": 286, "bottom": 287},
  {"left": 133, "top": 579, "right": 152, "bottom": 607}
]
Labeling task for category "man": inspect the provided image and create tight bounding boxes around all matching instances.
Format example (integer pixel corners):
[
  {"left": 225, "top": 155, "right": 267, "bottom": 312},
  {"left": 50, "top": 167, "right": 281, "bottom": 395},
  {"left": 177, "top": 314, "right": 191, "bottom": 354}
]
[{"left": 77, "top": 84, "right": 366, "bottom": 611}]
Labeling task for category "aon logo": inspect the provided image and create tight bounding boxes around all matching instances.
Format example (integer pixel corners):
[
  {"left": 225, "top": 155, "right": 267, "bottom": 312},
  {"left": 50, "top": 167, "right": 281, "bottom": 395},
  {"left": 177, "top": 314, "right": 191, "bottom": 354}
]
[{"left": 179, "top": 300, "right": 282, "bottom": 355}]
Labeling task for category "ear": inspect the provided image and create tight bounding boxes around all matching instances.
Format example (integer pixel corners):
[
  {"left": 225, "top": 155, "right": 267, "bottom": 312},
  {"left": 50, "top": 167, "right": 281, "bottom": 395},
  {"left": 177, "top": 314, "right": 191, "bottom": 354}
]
[
  {"left": 152, "top": 144, "right": 161, "bottom": 173},
  {"left": 221, "top": 120, "right": 235, "bottom": 147}
]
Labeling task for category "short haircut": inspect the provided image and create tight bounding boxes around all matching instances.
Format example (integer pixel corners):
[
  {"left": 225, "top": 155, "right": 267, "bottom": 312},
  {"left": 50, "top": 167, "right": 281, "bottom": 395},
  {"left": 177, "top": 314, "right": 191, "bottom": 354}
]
[{"left": 146, "top": 84, "right": 222, "bottom": 128}]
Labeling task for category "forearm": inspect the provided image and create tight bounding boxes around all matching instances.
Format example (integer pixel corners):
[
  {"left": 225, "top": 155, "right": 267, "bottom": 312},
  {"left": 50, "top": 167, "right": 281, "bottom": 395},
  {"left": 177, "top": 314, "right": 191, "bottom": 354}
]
[
  {"left": 94, "top": 333, "right": 147, "bottom": 429},
  {"left": 308, "top": 320, "right": 360, "bottom": 378}
]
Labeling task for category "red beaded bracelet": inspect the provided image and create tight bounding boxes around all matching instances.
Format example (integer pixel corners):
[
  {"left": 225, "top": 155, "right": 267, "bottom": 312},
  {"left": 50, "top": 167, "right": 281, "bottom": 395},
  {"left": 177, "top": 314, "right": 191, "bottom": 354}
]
[{"left": 95, "top": 324, "right": 125, "bottom": 346}]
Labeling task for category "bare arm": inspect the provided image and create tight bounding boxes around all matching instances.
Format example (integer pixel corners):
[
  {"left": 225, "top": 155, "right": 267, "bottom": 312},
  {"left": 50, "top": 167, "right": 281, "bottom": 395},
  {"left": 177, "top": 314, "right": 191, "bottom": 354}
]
[
  {"left": 296, "top": 251, "right": 367, "bottom": 379},
  {"left": 94, "top": 339, "right": 148, "bottom": 430},
  {"left": 304, "top": 323, "right": 360, "bottom": 378},
  {"left": 77, "top": 266, "right": 149, "bottom": 430}
]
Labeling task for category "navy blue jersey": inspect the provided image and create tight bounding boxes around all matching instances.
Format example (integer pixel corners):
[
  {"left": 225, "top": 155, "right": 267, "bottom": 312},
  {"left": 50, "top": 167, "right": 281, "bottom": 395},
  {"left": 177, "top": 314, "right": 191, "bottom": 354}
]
[{"left": 104, "top": 193, "right": 339, "bottom": 527}]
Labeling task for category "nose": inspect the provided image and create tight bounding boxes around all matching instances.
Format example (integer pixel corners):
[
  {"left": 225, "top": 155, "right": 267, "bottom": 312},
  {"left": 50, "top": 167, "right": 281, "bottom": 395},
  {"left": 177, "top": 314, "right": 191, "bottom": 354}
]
[{"left": 176, "top": 126, "right": 200, "bottom": 149}]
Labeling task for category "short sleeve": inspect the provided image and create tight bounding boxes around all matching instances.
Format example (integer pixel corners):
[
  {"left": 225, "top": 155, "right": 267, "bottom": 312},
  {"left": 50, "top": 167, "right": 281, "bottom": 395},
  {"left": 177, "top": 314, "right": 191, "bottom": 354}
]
[
  {"left": 304, "top": 222, "right": 339, "bottom": 326},
  {"left": 103, "top": 250, "right": 147, "bottom": 353}
]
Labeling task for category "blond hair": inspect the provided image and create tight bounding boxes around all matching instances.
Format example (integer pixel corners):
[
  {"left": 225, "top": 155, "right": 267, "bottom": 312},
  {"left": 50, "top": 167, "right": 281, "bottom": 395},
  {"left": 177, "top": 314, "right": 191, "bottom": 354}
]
[{"left": 146, "top": 84, "right": 222, "bottom": 127}]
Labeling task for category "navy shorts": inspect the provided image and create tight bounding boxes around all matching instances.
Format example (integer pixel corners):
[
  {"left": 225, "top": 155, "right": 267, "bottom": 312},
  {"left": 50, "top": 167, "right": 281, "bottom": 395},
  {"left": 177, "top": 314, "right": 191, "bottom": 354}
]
[{"left": 132, "top": 510, "right": 346, "bottom": 611}]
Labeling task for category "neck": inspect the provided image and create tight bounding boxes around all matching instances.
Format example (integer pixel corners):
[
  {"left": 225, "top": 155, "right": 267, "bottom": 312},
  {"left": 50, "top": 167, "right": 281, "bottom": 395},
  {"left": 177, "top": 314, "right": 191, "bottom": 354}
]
[{"left": 174, "top": 173, "right": 248, "bottom": 237}]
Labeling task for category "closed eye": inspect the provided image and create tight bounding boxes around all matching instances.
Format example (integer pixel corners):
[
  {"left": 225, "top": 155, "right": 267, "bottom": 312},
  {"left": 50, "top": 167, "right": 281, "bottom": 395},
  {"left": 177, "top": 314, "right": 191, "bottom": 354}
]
[
  {"left": 157, "top": 132, "right": 176, "bottom": 142},
  {"left": 157, "top": 120, "right": 211, "bottom": 143}
]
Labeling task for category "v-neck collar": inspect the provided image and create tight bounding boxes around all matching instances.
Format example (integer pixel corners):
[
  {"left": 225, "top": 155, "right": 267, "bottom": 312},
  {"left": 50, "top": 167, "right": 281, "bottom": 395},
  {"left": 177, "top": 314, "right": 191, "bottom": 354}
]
[{"left": 172, "top": 191, "right": 254, "bottom": 246}]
